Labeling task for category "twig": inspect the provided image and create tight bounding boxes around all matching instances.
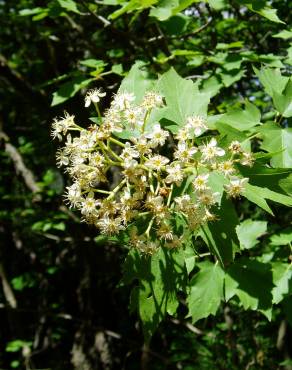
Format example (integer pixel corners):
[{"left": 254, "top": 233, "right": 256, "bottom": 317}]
[
  {"left": 0, "top": 262, "right": 17, "bottom": 308},
  {"left": 79, "top": 0, "right": 111, "bottom": 27},
  {"left": 148, "top": 18, "right": 212, "bottom": 43}
]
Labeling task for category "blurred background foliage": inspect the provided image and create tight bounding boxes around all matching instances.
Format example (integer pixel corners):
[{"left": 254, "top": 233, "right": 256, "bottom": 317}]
[{"left": 0, "top": 0, "right": 292, "bottom": 369}]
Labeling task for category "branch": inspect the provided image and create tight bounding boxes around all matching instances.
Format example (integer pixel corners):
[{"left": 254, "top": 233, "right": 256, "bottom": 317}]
[
  {"left": 148, "top": 18, "right": 212, "bottom": 43},
  {"left": 0, "top": 53, "right": 46, "bottom": 102},
  {"left": 0, "top": 120, "right": 41, "bottom": 196},
  {"left": 79, "top": 0, "right": 111, "bottom": 27},
  {"left": 0, "top": 262, "right": 17, "bottom": 308}
]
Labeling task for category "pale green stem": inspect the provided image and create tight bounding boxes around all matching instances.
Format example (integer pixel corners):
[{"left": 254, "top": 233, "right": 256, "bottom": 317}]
[
  {"left": 141, "top": 109, "right": 151, "bottom": 133},
  {"left": 107, "top": 179, "right": 127, "bottom": 200},
  {"left": 92, "top": 189, "right": 111, "bottom": 195},
  {"left": 94, "top": 102, "right": 102, "bottom": 119},
  {"left": 105, "top": 143, "right": 123, "bottom": 162},
  {"left": 145, "top": 217, "right": 155, "bottom": 237},
  {"left": 109, "top": 137, "right": 126, "bottom": 148},
  {"left": 167, "top": 183, "right": 173, "bottom": 207}
]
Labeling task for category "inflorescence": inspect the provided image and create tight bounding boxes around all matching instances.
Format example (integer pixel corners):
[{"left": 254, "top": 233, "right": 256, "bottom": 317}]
[{"left": 52, "top": 88, "right": 253, "bottom": 254}]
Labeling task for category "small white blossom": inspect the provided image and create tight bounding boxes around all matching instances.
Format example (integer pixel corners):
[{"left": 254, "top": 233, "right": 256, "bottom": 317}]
[
  {"left": 120, "top": 142, "right": 140, "bottom": 162},
  {"left": 225, "top": 177, "right": 248, "bottom": 197},
  {"left": 145, "top": 155, "right": 169, "bottom": 171},
  {"left": 146, "top": 124, "right": 169, "bottom": 147},
  {"left": 165, "top": 164, "right": 184, "bottom": 185},
  {"left": 142, "top": 92, "right": 163, "bottom": 109},
  {"left": 228, "top": 140, "right": 242, "bottom": 154},
  {"left": 51, "top": 112, "right": 75, "bottom": 141},
  {"left": 174, "top": 142, "right": 197, "bottom": 162},
  {"left": 113, "top": 92, "right": 135, "bottom": 110},
  {"left": 186, "top": 115, "right": 207, "bottom": 137},
  {"left": 193, "top": 174, "right": 210, "bottom": 191},
  {"left": 81, "top": 193, "right": 98, "bottom": 216},
  {"left": 56, "top": 148, "right": 69, "bottom": 167},
  {"left": 64, "top": 183, "right": 82, "bottom": 208},
  {"left": 175, "top": 127, "right": 192, "bottom": 141},
  {"left": 97, "top": 216, "right": 124, "bottom": 235},
  {"left": 200, "top": 138, "right": 225, "bottom": 162},
  {"left": 241, "top": 152, "right": 254, "bottom": 167},
  {"left": 84, "top": 88, "right": 106, "bottom": 107},
  {"left": 219, "top": 160, "right": 235, "bottom": 176},
  {"left": 124, "top": 107, "right": 142, "bottom": 128}
]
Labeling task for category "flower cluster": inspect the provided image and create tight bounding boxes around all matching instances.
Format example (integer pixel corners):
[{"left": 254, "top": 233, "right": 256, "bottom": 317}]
[{"left": 52, "top": 88, "right": 253, "bottom": 254}]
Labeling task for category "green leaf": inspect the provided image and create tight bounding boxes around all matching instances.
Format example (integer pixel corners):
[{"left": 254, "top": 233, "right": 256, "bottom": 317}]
[
  {"left": 226, "top": 258, "right": 274, "bottom": 312},
  {"left": 187, "top": 261, "right": 224, "bottom": 323},
  {"left": 57, "top": 0, "right": 81, "bottom": 13},
  {"left": 273, "top": 80, "right": 292, "bottom": 117},
  {"left": 150, "top": 0, "right": 201, "bottom": 21},
  {"left": 217, "top": 101, "right": 261, "bottom": 131},
  {"left": 109, "top": 0, "right": 158, "bottom": 19},
  {"left": 207, "top": 0, "right": 227, "bottom": 10},
  {"left": 19, "top": 7, "right": 45, "bottom": 16},
  {"left": 236, "top": 219, "right": 267, "bottom": 249},
  {"left": 200, "top": 195, "right": 240, "bottom": 266},
  {"left": 254, "top": 67, "right": 289, "bottom": 96},
  {"left": 259, "top": 124, "right": 292, "bottom": 168},
  {"left": 119, "top": 61, "right": 154, "bottom": 103},
  {"left": 270, "top": 228, "right": 292, "bottom": 246},
  {"left": 272, "top": 262, "right": 292, "bottom": 304},
  {"left": 243, "top": 183, "right": 292, "bottom": 213},
  {"left": 80, "top": 59, "right": 107, "bottom": 70},
  {"left": 238, "top": 163, "right": 292, "bottom": 196},
  {"left": 157, "top": 68, "right": 210, "bottom": 127},
  {"left": 243, "top": 183, "right": 273, "bottom": 214},
  {"left": 273, "top": 30, "right": 292, "bottom": 40},
  {"left": 219, "top": 68, "right": 246, "bottom": 87},
  {"left": 238, "top": 0, "right": 284, "bottom": 23},
  {"left": 51, "top": 76, "right": 94, "bottom": 106},
  {"left": 123, "top": 248, "right": 187, "bottom": 341}
]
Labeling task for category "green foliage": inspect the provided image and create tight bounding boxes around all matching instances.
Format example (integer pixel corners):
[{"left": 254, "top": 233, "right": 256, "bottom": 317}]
[
  {"left": 187, "top": 261, "right": 224, "bottom": 322},
  {"left": 1, "top": 0, "right": 292, "bottom": 368},
  {"left": 236, "top": 219, "right": 267, "bottom": 250}
]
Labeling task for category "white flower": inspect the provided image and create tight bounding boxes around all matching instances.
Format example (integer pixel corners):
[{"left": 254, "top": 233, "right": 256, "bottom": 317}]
[
  {"left": 165, "top": 164, "right": 184, "bottom": 185},
  {"left": 51, "top": 112, "right": 75, "bottom": 141},
  {"left": 157, "top": 223, "right": 173, "bottom": 240},
  {"left": 200, "top": 138, "right": 225, "bottom": 162},
  {"left": 219, "top": 160, "right": 235, "bottom": 176},
  {"left": 193, "top": 174, "right": 210, "bottom": 191},
  {"left": 174, "top": 195, "right": 191, "bottom": 211},
  {"left": 144, "top": 195, "right": 164, "bottom": 213},
  {"left": 120, "top": 142, "right": 140, "bottom": 162},
  {"left": 89, "top": 152, "right": 105, "bottom": 168},
  {"left": 175, "top": 127, "right": 192, "bottom": 141},
  {"left": 131, "top": 135, "right": 151, "bottom": 155},
  {"left": 198, "top": 191, "right": 220, "bottom": 206},
  {"left": 112, "top": 92, "right": 135, "bottom": 110},
  {"left": 174, "top": 142, "right": 197, "bottom": 162},
  {"left": 124, "top": 107, "right": 142, "bottom": 128},
  {"left": 84, "top": 88, "right": 106, "bottom": 107},
  {"left": 144, "top": 155, "right": 169, "bottom": 171},
  {"left": 78, "top": 131, "right": 96, "bottom": 150},
  {"left": 228, "top": 141, "right": 242, "bottom": 154},
  {"left": 64, "top": 183, "right": 82, "bottom": 208},
  {"left": 81, "top": 193, "right": 98, "bottom": 216},
  {"left": 142, "top": 92, "right": 163, "bottom": 109},
  {"left": 56, "top": 148, "right": 69, "bottom": 167},
  {"left": 146, "top": 124, "right": 169, "bottom": 147},
  {"left": 241, "top": 152, "right": 254, "bottom": 167},
  {"left": 186, "top": 115, "right": 207, "bottom": 137},
  {"left": 225, "top": 177, "right": 248, "bottom": 197},
  {"left": 97, "top": 216, "right": 124, "bottom": 235}
]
